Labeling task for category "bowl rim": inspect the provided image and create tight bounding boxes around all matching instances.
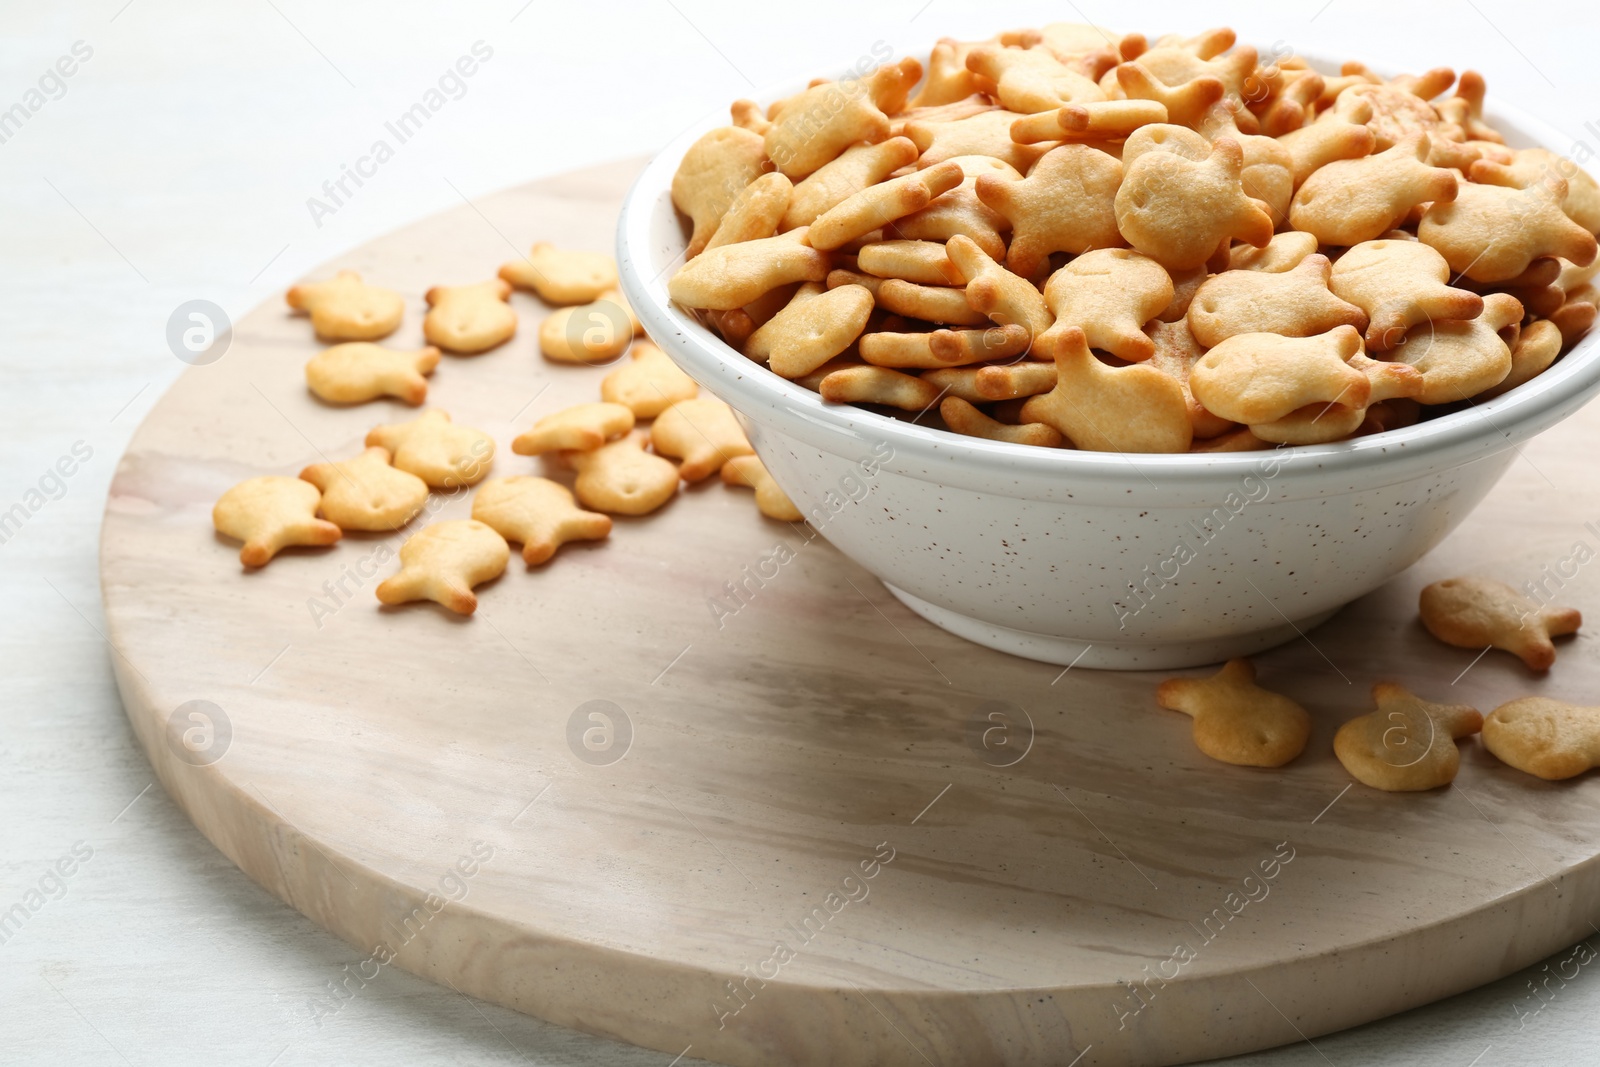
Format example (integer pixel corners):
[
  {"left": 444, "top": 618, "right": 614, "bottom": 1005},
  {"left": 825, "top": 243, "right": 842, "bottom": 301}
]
[{"left": 616, "top": 49, "right": 1600, "bottom": 488}]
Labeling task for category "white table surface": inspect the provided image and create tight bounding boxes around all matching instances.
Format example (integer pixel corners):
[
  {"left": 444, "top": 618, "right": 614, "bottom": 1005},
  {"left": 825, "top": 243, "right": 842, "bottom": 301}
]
[{"left": 3, "top": 1, "right": 1597, "bottom": 1063}]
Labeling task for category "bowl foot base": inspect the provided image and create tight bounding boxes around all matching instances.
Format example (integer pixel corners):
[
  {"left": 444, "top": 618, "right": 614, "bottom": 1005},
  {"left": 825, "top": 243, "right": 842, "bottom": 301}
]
[{"left": 882, "top": 583, "right": 1341, "bottom": 670}]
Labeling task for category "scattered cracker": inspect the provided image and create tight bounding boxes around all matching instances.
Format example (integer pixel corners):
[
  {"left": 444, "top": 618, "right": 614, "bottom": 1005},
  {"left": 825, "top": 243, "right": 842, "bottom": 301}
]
[
  {"left": 472, "top": 476, "right": 612, "bottom": 565},
  {"left": 375, "top": 519, "right": 509, "bottom": 615},
  {"left": 286, "top": 270, "right": 404, "bottom": 342},
  {"left": 1156, "top": 658, "right": 1311, "bottom": 768},
  {"left": 366, "top": 409, "right": 495, "bottom": 489},
  {"left": 305, "top": 343, "right": 440, "bottom": 406},
  {"left": 1419, "top": 576, "right": 1581, "bottom": 672},
  {"left": 1334, "top": 683, "right": 1483, "bottom": 791},
  {"left": 213, "top": 475, "right": 341, "bottom": 567}
]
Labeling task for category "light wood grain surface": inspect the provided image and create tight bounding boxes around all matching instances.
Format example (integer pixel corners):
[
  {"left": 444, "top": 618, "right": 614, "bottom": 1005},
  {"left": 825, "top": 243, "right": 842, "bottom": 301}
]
[
  {"left": 7, "top": 4, "right": 1600, "bottom": 1066},
  {"left": 95, "top": 156, "right": 1600, "bottom": 1066}
]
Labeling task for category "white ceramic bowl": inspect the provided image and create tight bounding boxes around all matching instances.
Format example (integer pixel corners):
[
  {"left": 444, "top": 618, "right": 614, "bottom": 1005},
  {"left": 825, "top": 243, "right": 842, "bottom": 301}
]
[{"left": 617, "top": 66, "right": 1600, "bottom": 670}]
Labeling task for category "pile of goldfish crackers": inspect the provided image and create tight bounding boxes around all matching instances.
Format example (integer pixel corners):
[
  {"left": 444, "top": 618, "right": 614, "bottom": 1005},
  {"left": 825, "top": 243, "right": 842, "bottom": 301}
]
[
  {"left": 667, "top": 23, "right": 1600, "bottom": 453},
  {"left": 211, "top": 245, "right": 793, "bottom": 616}
]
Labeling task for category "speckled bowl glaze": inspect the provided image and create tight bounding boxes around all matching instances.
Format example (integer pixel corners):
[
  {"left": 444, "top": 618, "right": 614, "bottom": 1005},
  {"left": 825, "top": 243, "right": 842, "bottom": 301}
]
[{"left": 617, "top": 69, "right": 1600, "bottom": 669}]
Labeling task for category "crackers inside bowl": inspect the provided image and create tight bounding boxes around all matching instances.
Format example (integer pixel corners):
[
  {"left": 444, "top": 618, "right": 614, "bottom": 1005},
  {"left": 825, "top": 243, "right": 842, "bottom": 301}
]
[{"left": 617, "top": 25, "right": 1600, "bottom": 669}]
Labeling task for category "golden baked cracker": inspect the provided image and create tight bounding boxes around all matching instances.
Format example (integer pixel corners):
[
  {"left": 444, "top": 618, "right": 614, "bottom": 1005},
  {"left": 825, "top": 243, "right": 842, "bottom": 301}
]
[
  {"left": 1158, "top": 264, "right": 1208, "bottom": 322},
  {"left": 918, "top": 366, "right": 991, "bottom": 403},
  {"left": 1114, "top": 131, "right": 1272, "bottom": 271},
  {"left": 886, "top": 155, "right": 1016, "bottom": 259},
  {"left": 1145, "top": 318, "right": 1233, "bottom": 439},
  {"left": 809, "top": 161, "right": 965, "bottom": 251},
  {"left": 1290, "top": 133, "right": 1458, "bottom": 247},
  {"left": 795, "top": 357, "right": 865, "bottom": 393},
  {"left": 876, "top": 279, "right": 988, "bottom": 326},
  {"left": 367, "top": 409, "right": 495, "bottom": 489},
  {"left": 974, "top": 361, "right": 1058, "bottom": 401},
  {"left": 909, "top": 39, "right": 987, "bottom": 108},
  {"left": 375, "top": 519, "right": 509, "bottom": 615},
  {"left": 1019, "top": 326, "right": 1191, "bottom": 452},
  {"left": 721, "top": 454, "right": 804, "bottom": 521},
  {"left": 1120, "top": 120, "right": 1211, "bottom": 166},
  {"left": 1187, "top": 254, "right": 1367, "bottom": 348},
  {"left": 861, "top": 325, "right": 1031, "bottom": 369},
  {"left": 946, "top": 235, "right": 1053, "bottom": 340},
  {"left": 540, "top": 290, "right": 640, "bottom": 364},
  {"left": 1329, "top": 239, "right": 1484, "bottom": 352},
  {"left": 286, "top": 270, "right": 404, "bottom": 342},
  {"left": 1227, "top": 231, "right": 1318, "bottom": 273},
  {"left": 600, "top": 342, "right": 700, "bottom": 418},
  {"left": 1126, "top": 38, "right": 1249, "bottom": 96},
  {"left": 975, "top": 144, "right": 1124, "bottom": 278},
  {"left": 423, "top": 280, "right": 516, "bottom": 354},
  {"left": 1199, "top": 99, "right": 1294, "bottom": 224},
  {"left": 711, "top": 282, "right": 801, "bottom": 350},
  {"left": 856, "top": 239, "right": 964, "bottom": 286},
  {"left": 1248, "top": 353, "right": 1423, "bottom": 445},
  {"left": 964, "top": 43, "right": 1106, "bottom": 114},
  {"left": 1011, "top": 100, "right": 1167, "bottom": 143},
  {"left": 782, "top": 138, "right": 920, "bottom": 230},
  {"left": 1394, "top": 292, "right": 1522, "bottom": 403},
  {"left": 305, "top": 343, "right": 439, "bottom": 406},
  {"left": 819, "top": 365, "right": 943, "bottom": 410},
  {"left": 650, "top": 397, "right": 754, "bottom": 482},
  {"left": 300, "top": 446, "right": 429, "bottom": 532},
  {"left": 213, "top": 476, "right": 341, "bottom": 567},
  {"left": 1334, "top": 683, "right": 1484, "bottom": 792},
  {"left": 1254, "top": 67, "right": 1325, "bottom": 137},
  {"left": 1312, "top": 63, "right": 1382, "bottom": 107},
  {"left": 1027, "top": 22, "right": 1123, "bottom": 68},
  {"left": 729, "top": 98, "right": 771, "bottom": 135},
  {"left": 1276, "top": 100, "right": 1375, "bottom": 187},
  {"left": 1483, "top": 698, "right": 1600, "bottom": 780},
  {"left": 672, "top": 126, "right": 769, "bottom": 257},
  {"left": 1040, "top": 248, "right": 1173, "bottom": 361},
  {"left": 1113, "top": 60, "right": 1224, "bottom": 129},
  {"left": 569, "top": 433, "right": 680, "bottom": 515},
  {"left": 667, "top": 229, "right": 831, "bottom": 311},
  {"left": 1156, "top": 658, "right": 1311, "bottom": 768},
  {"left": 1419, "top": 176, "right": 1598, "bottom": 285},
  {"left": 748, "top": 282, "right": 874, "bottom": 378},
  {"left": 1420, "top": 576, "right": 1581, "bottom": 672},
  {"left": 765, "top": 58, "right": 922, "bottom": 179},
  {"left": 471, "top": 475, "right": 611, "bottom": 565},
  {"left": 904, "top": 108, "right": 1056, "bottom": 173},
  {"left": 1190, "top": 326, "right": 1369, "bottom": 425},
  {"left": 939, "top": 396, "right": 1065, "bottom": 448},
  {"left": 1551, "top": 285, "right": 1599, "bottom": 348},
  {"left": 512, "top": 402, "right": 635, "bottom": 455},
  {"left": 889, "top": 94, "right": 997, "bottom": 139},
  {"left": 498, "top": 243, "right": 618, "bottom": 305},
  {"left": 704, "top": 172, "right": 794, "bottom": 251},
  {"left": 1190, "top": 428, "right": 1272, "bottom": 452},
  {"left": 1436, "top": 69, "right": 1502, "bottom": 144},
  {"left": 1320, "top": 68, "right": 1454, "bottom": 149}
]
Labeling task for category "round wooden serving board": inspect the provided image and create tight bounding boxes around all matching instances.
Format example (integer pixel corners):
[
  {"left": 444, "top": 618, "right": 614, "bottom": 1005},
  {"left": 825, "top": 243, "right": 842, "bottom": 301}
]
[{"left": 102, "top": 158, "right": 1600, "bottom": 1067}]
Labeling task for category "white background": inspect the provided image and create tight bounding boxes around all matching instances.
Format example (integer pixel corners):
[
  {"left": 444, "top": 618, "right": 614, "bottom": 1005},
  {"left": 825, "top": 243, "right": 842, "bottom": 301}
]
[{"left": 3, "top": 1, "right": 1598, "bottom": 1064}]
